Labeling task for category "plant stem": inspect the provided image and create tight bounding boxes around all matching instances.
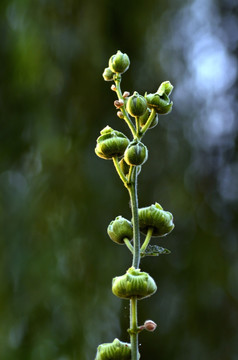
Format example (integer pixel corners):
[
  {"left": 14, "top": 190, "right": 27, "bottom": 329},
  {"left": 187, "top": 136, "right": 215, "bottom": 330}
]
[
  {"left": 124, "top": 238, "right": 134, "bottom": 254},
  {"left": 140, "top": 108, "right": 156, "bottom": 139},
  {"left": 130, "top": 297, "right": 138, "bottom": 360},
  {"left": 114, "top": 75, "right": 137, "bottom": 138},
  {"left": 140, "top": 227, "right": 153, "bottom": 253},
  {"left": 128, "top": 167, "right": 140, "bottom": 269},
  {"left": 112, "top": 156, "right": 128, "bottom": 186},
  {"left": 128, "top": 166, "right": 140, "bottom": 360}
]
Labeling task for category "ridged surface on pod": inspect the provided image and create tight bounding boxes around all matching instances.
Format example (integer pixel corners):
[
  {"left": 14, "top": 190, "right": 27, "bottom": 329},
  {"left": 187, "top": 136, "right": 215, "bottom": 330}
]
[
  {"left": 107, "top": 216, "right": 133, "bottom": 244},
  {"left": 138, "top": 202, "right": 174, "bottom": 237},
  {"left": 95, "top": 338, "right": 131, "bottom": 360},
  {"left": 112, "top": 266, "right": 157, "bottom": 299},
  {"left": 145, "top": 92, "right": 173, "bottom": 114},
  {"left": 109, "top": 50, "right": 130, "bottom": 74},
  {"left": 126, "top": 91, "right": 147, "bottom": 117},
  {"left": 124, "top": 141, "right": 148, "bottom": 166},
  {"left": 95, "top": 126, "right": 129, "bottom": 160}
]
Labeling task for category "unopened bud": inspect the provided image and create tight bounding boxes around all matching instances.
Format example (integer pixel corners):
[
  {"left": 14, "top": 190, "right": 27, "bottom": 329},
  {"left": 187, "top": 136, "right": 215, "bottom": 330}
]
[
  {"left": 102, "top": 67, "right": 114, "bottom": 81},
  {"left": 109, "top": 50, "right": 130, "bottom": 74},
  {"left": 123, "top": 91, "right": 130, "bottom": 98},
  {"left": 144, "top": 320, "right": 157, "bottom": 332},
  {"left": 114, "top": 99, "right": 124, "bottom": 108},
  {"left": 111, "top": 84, "right": 116, "bottom": 91},
  {"left": 117, "top": 111, "right": 124, "bottom": 119}
]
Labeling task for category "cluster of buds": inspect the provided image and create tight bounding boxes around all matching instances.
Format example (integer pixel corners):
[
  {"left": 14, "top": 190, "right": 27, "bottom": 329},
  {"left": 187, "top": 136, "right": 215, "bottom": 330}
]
[{"left": 95, "top": 50, "right": 175, "bottom": 360}]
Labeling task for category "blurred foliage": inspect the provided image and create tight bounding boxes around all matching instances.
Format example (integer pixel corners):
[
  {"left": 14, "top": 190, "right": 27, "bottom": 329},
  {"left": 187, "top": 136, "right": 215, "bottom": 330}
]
[{"left": 0, "top": 0, "right": 238, "bottom": 359}]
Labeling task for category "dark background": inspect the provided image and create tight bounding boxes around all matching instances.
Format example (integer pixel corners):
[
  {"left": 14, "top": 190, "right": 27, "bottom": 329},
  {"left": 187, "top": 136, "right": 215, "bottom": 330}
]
[{"left": 0, "top": 0, "right": 238, "bottom": 359}]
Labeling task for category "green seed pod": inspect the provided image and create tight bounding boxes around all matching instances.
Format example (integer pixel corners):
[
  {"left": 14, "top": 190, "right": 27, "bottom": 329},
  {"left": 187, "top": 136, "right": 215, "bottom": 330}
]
[
  {"left": 109, "top": 50, "right": 130, "bottom": 74},
  {"left": 112, "top": 266, "right": 157, "bottom": 300},
  {"left": 107, "top": 216, "right": 133, "bottom": 245},
  {"left": 126, "top": 91, "right": 147, "bottom": 117},
  {"left": 124, "top": 141, "right": 148, "bottom": 166},
  {"left": 138, "top": 202, "right": 174, "bottom": 237},
  {"left": 95, "top": 338, "right": 131, "bottom": 360},
  {"left": 95, "top": 126, "right": 129, "bottom": 160},
  {"left": 139, "top": 108, "right": 159, "bottom": 129},
  {"left": 145, "top": 92, "right": 173, "bottom": 115},
  {"left": 102, "top": 67, "right": 114, "bottom": 81}
]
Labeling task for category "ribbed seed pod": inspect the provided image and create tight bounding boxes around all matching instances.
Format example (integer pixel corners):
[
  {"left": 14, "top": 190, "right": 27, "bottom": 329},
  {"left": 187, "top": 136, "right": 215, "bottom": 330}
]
[
  {"left": 112, "top": 267, "right": 157, "bottom": 300},
  {"left": 139, "top": 108, "right": 159, "bottom": 129},
  {"left": 126, "top": 91, "right": 147, "bottom": 117},
  {"left": 102, "top": 67, "right": 114, "bottom": 81},
  {"left": 95, "top": 126, "right": 129, "bottom": 160},
  {"left": 145, "top": 92, "right": 173, "bottom": 115},
  {"left": 109, "top": 50, "right": 130, "bottom": 74},
  {"left": 124, "top": 141, "right": 148, "bottom": 166},
  {"left": 138, "top": 202, "right": 174, "bottom": 237},
  {"left": 95, "top": 338, "right": 131, "bottom": 360},
  {"left": 107, "top": 216, "right": 133, "bottom": 245}
]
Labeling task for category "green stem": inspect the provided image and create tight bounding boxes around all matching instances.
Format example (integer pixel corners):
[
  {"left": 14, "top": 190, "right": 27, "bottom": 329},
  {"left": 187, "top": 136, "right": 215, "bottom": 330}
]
[
  {"left": 140, "top": 227, "right": 153, "bottom": 253},
  {"left": 124, "top": 238, "right": 134, "bottom": 254},
  {"left": 140, "top": 108, "right": 156, "bottom": 138},
  {"left": 127, "top": 167, "right": 140, "bottom": 360},
  {"left": 112, "top": 156, "right": 128, "bottom": 186},
  {"left": 130, "top": 297, "right": 138, "bottom": 360},
  {"left": 128, "top": 167, "right": 140, "bottom": 269},
  {"left": 114, "top": 75, "right": 137, "bottom": 138}
]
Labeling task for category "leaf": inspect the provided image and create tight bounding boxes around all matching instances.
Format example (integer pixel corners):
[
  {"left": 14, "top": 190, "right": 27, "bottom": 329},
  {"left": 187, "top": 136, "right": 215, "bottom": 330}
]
[{"left": 140, "top": 245, "right": 171, "bottom": 258}]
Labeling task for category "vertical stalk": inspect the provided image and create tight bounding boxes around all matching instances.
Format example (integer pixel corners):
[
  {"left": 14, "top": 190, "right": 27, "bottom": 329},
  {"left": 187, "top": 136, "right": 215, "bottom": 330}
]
[
  {"left": 128, "top": 166, "right": 140, "bottom": 360},
  {"left": 130, "top": 297, "right": 138, "bottom": 360}
]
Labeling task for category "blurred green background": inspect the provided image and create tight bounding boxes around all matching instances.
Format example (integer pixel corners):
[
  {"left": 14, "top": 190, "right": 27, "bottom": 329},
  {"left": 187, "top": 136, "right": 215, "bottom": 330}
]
[{"left": 0, "top": 0, "right": 238, "bottom": 359}]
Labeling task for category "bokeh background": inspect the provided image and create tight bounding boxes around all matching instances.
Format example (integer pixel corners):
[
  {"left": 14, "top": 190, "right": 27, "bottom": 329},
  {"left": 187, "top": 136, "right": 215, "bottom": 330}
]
[{"left": 0, "top": 0, "right": 238, "bottom": 359}]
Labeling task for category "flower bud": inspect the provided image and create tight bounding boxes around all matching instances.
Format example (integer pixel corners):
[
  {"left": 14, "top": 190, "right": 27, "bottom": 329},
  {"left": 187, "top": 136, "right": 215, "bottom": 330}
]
[
  {"left": 102, "top": 67, "right": 114, "bottom": 81},
  {"left": 138, "top": 202, "right": 174, "bottom": 237},
  {"left": 124, "top": 141, "right": 148, "bottom": 166},
  {"left": 109, "top": 50, "right": 130, "bottom": 74},
  {"left": 122, "top": 91, "right": 130, "bottom": 98},
  {"left": 95, "top": 338, "right": 131, "bottom": 360},
  {"left": 112, "top": 266, "right": 157, "bottom": 300},
  {"left": 114, "top": 99, "right": 124, "bottom": 108},
  {"left": 126, "top": 91, "right": 147, "bottom": 117},
  {"left": 143, "top": 320, "right": 157, "bottom": 332},
  {"left": 107, "top": 216, "right": 133, "bottom": 245},
  {"left": 117, "top": 111, "right": 124, "bottom": 119},
  {"left": 95, "top": 126, "right": 129, "bottom": 160},
  {"left": 139, "top": 108, "right": 159, "bottom": 129}
]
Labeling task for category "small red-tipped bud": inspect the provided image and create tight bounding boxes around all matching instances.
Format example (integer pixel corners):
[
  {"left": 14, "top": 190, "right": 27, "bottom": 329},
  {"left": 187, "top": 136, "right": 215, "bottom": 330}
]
[
  {"left": 123, "top": 91, "right": 130, "bottom": 98},
  {"left": 111, "top": 84, "right": 116, "bottom": 91},
  {"left": 144, "top": 320, "right": 157, "bottom": 332},
  {"left": 114, "top": 99, "right": 124, "bottom": 108},
  {"left": 117, "top": 111, "right": 124, "bottom": 119}
]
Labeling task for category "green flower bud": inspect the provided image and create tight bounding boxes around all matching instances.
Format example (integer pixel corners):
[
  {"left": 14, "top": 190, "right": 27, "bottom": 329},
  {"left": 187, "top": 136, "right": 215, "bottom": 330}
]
[
  {"left": 95, "top": 126, "right": 129, "bottom": 160},
  {"left": 139, "top": 108, "right": 159, "bottom": 129},
  {"left": 124, "top": 141, "right": 148, "bottom": 166},
  {"left": 102, "top": 67, "right": 114, "bottom": 81},
  {"left": 109, "top": 50, "right": 130, "bottom": 74},
  {"left": 95, "top": 338, "right": 131, "bottom": 360},
  {"left": 145, "top": 92, "right": 173, "bottom": 115},
  {"left": 107, "top": 216, "right": 133, "bottom": 245},
  {"left": 126, "top": 91, "right": 147, "bottom": 117},
  {"left": 157, "top": 80, "right": 174, "bottom": 96},
  {"left": 112, "top": 266, "right": 157, "bottom": 300},
  {"left": 138, "top": 202, "right": 174, "bottom": 237}
]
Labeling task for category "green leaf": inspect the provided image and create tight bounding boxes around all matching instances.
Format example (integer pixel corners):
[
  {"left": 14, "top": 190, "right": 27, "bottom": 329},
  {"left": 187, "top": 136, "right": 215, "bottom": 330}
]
[{"left": 140, "top": 245, "right": 171, "bottom": 257}]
